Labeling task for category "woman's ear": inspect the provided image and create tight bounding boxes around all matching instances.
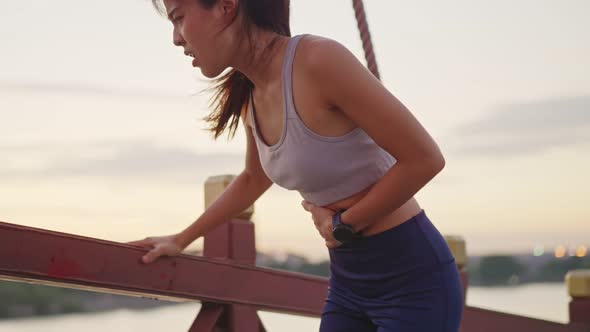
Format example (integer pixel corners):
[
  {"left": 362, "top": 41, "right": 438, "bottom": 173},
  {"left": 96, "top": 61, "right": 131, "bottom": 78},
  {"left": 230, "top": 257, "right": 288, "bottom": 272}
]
[{"left": 219, "top": 0, "right": 239, "bottom": 24}]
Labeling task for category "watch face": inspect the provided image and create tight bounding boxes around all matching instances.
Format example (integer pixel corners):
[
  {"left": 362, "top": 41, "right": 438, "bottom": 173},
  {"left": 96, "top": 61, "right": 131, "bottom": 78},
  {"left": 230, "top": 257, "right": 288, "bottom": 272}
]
[{"left": 333, "top": 226, "right": 356, "bottom": 243}]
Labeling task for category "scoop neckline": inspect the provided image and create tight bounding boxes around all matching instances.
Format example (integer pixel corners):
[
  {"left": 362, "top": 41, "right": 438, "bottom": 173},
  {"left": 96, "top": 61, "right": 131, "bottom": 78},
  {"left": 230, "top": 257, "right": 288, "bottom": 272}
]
[
  {"left": 250, "top": 92, "right": 288, "bottom": 150},
  {"left": 249, "top": 35, "right": 301, "bottom": 151}
]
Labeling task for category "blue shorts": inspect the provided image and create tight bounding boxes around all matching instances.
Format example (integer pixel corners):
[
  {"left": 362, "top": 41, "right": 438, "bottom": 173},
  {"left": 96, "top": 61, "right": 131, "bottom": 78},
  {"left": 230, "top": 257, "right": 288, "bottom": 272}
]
[{"left": 320, "top": 210, "right": 463, "bottom": 332}]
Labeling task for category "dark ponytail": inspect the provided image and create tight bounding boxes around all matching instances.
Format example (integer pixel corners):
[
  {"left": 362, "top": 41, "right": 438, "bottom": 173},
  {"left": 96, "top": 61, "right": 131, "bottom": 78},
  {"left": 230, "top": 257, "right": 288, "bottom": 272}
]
[{"left": 152, "top": 0, "right": 291, "bottom": 140}]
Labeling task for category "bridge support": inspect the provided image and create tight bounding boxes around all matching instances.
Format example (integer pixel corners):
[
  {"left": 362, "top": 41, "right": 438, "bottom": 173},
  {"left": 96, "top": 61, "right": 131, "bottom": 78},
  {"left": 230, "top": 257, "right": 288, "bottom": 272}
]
[{"left": 190, "top": 175, "right": 265, "bottom": 332}]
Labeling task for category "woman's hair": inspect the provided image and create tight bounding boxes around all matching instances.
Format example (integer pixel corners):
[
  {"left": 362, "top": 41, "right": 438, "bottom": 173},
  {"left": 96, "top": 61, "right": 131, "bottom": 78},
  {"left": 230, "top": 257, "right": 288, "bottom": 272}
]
[{"left": 152, "top": 0, "right": 291, "bottom": 140}]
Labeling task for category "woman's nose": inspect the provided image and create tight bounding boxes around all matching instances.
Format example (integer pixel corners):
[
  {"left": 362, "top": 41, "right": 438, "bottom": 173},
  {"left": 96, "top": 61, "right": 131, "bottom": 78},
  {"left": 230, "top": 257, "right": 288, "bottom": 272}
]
[{"left": 173, "top": 29, "right": 185, "bottom": 47}]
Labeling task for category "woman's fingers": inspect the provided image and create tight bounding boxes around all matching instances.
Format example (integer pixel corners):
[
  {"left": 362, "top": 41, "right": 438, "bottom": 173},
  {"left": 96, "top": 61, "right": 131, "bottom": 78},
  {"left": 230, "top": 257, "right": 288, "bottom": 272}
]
[
  {"left": 129, "top": 235, "right": 183, "bottom": 264},
  {"left": 301, "top": 200, "right": 313, "bottom": 212},
  {"left": 302, "top": 201, "right": 341, "bottom": 247},
  {"left": 127, "top": 237, "right": 155, "bottom": 247},
  {"left": 325, "top": 240, "right": 342, "bottom": 249},
  {"left": 142, "top": 246, "right": 164, "bottom": 264}
]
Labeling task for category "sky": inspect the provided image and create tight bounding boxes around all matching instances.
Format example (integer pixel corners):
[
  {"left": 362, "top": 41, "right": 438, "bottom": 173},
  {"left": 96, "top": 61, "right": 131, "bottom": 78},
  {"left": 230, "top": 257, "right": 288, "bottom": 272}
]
[{"left": 1, "top": 0, "right": 589, "bottom": 262}]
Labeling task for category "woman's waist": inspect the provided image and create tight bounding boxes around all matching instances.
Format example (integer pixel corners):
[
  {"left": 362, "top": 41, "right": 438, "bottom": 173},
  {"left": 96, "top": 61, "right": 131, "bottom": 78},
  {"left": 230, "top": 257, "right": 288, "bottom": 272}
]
[
  {"left": 359, "top": 198, "right": 422, "bottom": 237},
  {"left": 324, "top": 191, "right": 422, "bottom": 237}
]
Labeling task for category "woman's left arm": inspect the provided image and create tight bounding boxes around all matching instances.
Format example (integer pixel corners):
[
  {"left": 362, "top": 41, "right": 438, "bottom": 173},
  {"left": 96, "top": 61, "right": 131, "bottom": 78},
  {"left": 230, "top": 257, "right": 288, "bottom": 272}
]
[{"left": 304, "top": 38, "right": 445, "bottom": 232}]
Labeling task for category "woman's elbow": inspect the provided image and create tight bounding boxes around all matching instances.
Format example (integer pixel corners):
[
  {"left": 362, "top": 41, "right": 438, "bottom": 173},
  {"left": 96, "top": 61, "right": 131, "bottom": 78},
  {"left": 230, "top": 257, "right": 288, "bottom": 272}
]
[
  {"left": 429, "top": 151, "right": 446, "bottom": 176},
  {"left": 415, "top": 149, "right": 445, "bottom": 178}
]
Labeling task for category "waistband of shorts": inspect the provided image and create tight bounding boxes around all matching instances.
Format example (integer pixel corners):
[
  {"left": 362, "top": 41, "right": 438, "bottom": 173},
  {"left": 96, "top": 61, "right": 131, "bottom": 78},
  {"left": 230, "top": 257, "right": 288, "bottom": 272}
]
[{"left": 333, "top": 209, "right": 428, "bottom": 250}]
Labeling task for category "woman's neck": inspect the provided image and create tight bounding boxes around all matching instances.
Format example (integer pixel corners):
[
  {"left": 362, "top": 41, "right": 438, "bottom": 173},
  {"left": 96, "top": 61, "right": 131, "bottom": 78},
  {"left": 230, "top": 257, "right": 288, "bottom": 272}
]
[{"left": 231, "top": 29, "right": 289, "bottom": 91}]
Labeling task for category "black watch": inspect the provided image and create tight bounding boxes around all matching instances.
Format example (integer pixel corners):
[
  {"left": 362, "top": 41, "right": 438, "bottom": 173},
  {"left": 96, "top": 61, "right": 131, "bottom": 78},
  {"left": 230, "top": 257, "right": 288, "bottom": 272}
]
[{"left": 332, "top": 209, "right": 362, "bottom": 243}]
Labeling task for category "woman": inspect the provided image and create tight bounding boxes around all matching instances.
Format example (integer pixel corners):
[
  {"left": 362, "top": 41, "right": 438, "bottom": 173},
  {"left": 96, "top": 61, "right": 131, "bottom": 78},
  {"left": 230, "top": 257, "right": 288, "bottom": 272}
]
[{"left": 128, "top": 0, "right": 463, "bottom": 330}]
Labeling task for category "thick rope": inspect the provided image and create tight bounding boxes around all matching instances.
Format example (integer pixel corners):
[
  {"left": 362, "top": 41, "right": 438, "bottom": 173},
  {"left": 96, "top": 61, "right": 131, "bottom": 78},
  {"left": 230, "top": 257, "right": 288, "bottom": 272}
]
[{"left": 352, "top": 0, "right": 381, "bottom": 80}]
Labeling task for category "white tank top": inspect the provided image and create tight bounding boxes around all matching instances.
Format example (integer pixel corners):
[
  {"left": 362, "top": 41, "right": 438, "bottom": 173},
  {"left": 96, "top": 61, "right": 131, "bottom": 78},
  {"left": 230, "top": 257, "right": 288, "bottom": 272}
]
[{"left": 248, "top": 34, "right": 397, "bottom": 206}]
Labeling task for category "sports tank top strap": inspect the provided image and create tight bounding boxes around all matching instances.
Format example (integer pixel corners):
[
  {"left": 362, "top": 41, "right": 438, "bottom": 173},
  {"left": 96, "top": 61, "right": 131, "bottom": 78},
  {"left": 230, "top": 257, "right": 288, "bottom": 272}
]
[
  {"left": 282, "top": 34, "right": 306, "bottom": 119},
  {"left": 248, "top": 34, "right": 305, "bottom": 132}
]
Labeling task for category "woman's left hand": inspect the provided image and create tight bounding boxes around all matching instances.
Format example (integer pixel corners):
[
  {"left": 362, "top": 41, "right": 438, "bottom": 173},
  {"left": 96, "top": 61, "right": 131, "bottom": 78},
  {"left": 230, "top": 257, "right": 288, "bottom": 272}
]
[{"left": 301, "top": 200, "right": 342, "bottom": 249}]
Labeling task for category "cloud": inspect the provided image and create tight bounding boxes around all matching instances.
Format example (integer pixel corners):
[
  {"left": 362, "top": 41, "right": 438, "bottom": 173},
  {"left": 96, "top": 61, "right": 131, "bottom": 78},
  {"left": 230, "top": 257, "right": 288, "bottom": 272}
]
[
  {"left": 449, "top": 96, "right": 590, "bottom": 157},
  {"left": 0, "top": 80, "right": 194, "bottom": 100},
  {"left": 0, "top": 140, "right": 244, "bottom": 179}
]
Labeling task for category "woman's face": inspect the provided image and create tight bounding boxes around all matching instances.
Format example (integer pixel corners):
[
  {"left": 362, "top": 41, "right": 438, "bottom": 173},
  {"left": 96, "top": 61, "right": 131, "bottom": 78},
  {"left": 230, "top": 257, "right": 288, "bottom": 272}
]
[{"left": 163, "top": 0, "right": 238, "bottom": 78}]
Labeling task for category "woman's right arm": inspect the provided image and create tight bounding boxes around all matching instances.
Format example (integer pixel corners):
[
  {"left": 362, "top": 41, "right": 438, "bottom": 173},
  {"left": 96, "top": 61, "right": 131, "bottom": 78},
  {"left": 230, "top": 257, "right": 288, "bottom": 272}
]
[{"left": 128, "top": 105, "right": 273, "bottom": 262}]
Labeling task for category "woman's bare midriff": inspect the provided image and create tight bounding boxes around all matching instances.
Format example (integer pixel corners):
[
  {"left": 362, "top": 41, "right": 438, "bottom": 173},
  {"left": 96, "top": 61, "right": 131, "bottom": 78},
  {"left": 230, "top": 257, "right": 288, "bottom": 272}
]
[{"left": 321, "top": 184, "right": 423, "bottom": 237}]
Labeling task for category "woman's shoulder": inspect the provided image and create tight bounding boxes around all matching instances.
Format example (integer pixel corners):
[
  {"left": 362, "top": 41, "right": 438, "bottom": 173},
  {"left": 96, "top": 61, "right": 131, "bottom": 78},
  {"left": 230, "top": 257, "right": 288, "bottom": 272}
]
[
  {"left": 295, "top": 34, "right": 349, "bottom": 58},
  {"left": 294, "top": 34, "right": 359, "bottom": 77}
]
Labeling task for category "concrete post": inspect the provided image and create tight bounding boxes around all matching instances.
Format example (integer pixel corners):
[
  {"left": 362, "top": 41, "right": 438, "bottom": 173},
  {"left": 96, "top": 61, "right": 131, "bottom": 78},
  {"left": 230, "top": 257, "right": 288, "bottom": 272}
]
[
  {"left": 566, "top": 269, "right": 590, "bottom": 326},
  {"left": 445, "top": 235, "right": 468, "bottom": 305}
]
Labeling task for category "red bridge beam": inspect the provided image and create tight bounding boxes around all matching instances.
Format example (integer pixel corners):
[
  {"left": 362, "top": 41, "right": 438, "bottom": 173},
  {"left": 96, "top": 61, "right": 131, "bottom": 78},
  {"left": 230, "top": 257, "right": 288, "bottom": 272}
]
[{"left": 0, "top": 219, "right": 328, "bottom": 317}]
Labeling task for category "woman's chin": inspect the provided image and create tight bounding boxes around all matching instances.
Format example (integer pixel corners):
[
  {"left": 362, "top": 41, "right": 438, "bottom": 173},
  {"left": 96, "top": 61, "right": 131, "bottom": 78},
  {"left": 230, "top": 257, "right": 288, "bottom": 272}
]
[
  {"left": 199, "top": 66, "right": 225, "bottom": 79},
  {"left": 201, "top": 71, "right": 215, "bottom": 79}
]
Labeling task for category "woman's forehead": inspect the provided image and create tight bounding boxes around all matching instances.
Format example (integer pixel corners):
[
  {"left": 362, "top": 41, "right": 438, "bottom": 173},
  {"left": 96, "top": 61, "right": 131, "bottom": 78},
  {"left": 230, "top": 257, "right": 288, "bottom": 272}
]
[
  {"left": 163, "top": 0, "right": 182, "bottom": 11},
  {"left": 162, "top": 0, "right": 186, "bottom": 19}
]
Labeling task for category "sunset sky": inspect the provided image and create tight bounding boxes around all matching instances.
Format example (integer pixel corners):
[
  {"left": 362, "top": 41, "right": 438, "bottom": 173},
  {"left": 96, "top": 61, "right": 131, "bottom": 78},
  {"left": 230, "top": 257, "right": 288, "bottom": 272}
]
[{"left": 1, "top": 0, "right": 589, "bottom": 261}]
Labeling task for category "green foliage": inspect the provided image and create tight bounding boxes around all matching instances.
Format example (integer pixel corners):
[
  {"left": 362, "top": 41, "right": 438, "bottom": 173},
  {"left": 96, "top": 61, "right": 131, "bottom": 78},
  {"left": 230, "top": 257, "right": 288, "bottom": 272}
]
[
  {"left": 0, "top": 281, "right": 85, "bottom": 318},
  {"left": 264, "top": 259, "right": 330, "bottom": 277},
  {"left": 536, "top": 256, "right": 590, "bottom": 282},
  {"left": 299, "top": 261, "right": 330, "bottom": 277},
  {"left": 477, "top": 255, "right": 527, "bottom": 286}
]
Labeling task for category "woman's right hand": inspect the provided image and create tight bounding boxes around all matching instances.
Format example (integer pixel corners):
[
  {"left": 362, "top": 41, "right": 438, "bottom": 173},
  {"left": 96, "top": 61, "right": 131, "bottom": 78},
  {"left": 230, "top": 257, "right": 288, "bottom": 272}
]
[{"left": 126, "top": 234, "right": 185, "bottom": 264}]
